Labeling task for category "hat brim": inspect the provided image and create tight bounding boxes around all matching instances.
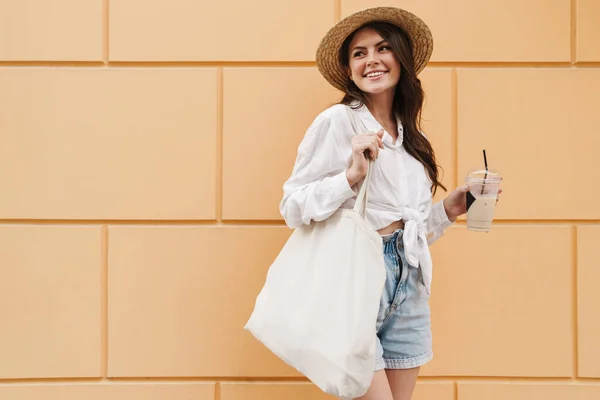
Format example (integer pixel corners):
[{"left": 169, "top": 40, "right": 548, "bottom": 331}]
[{"left": 316, "top": 7, "right": 433, "bottom": 92}]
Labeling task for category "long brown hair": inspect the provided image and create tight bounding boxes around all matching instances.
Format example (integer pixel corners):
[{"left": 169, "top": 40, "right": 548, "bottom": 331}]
[{"left": 339, "top": 21, "right": 446, "bottom": 195}]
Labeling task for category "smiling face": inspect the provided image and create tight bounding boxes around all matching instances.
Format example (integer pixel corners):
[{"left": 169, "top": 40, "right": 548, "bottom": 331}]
[{"left": 347, "top": 27, "right": 401, "bottom": 97}]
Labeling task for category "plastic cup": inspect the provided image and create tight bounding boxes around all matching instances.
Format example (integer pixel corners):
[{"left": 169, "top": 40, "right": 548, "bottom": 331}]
[{"left": 464, "top": 169, "right": 502, "bottom": 232}]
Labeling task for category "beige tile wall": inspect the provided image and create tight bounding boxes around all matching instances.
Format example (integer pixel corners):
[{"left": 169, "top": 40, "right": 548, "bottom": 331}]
[{"left": 1, "top": 0, "right": 599, "bottom": 398}]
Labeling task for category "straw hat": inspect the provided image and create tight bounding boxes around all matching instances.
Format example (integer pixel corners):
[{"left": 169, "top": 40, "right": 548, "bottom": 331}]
[{"left": 316, "top": 7, "right": 433, "bottom": 92}]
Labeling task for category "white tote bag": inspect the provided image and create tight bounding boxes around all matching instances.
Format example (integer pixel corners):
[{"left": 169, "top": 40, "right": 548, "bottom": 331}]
[{"left": 245, "top": 106, "right": 386, "bottom": 399}]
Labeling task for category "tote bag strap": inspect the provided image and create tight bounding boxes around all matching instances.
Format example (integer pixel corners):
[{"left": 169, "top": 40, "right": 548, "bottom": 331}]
[{"left": 344, "top": 105, "right": 373, "bottom": 219}]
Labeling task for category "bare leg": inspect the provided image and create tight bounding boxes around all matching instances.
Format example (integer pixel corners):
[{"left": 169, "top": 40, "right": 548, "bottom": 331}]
[
  {"left": 385, "top": 367, "right": 420, "bottom": 400},
  {"left": 354, "top": 370, "right": 394, "bottom": 400}
]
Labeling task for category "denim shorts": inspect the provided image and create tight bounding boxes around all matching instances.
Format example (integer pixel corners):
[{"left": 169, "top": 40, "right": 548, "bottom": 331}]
[{"left": 375, "top": 229, "right": 433, "bottom": 370}]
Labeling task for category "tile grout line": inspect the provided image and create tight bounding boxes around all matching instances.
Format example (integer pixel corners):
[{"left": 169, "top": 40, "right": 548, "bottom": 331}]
[
  {"left": 216, "top": 68, "right": 224, "bottom": 223},
  {"left": 570, "top": 0, "right": 577, "bottom": 64},
  {"left": 454, "top": 380, "right": 458, "bottom": 400},
  {"left": 101, "top": 225, "right": 109, "bottom": 378},
  {"left": 0, "top": 220, "right": 288, "bottom": 226},
  {"left": 215, "top": 381, "right": 221, "bottom": 400},
  {"left": 451, "top": 220, "right": 600, "bottom": 226},
  {"left": 102, "top": 0, "right": 109, "bottom": 64},
  {"left": 451, "top": 67, "right": 458, "bottom": 190},
  {"left": 2, "top": 62, "right": 600, "bottom": 68},
  {"left": 0, "top": 220, "right": 599, "bottom": 226},
  {"left": 0, "top": 61, "right": 318, "bottom": 68},
  {"left": 572, "top": 226, "right": 579, "bottom": 378},
  {"left": 2, "top": 376, "right": 600, "bottom": 385}
]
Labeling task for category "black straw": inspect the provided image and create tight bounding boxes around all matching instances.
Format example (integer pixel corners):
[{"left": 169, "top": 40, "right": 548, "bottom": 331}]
[
  {"left": 481, "top": 150, "right": 488, "bottom": 195},
  {"left": 483, "top": 149, "right": 488, "bottom": 170}
]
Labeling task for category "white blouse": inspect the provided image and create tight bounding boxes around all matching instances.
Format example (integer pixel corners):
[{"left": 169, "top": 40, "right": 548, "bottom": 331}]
[{"left": 279, "top": 103, "right": 454, "bottom": 293}]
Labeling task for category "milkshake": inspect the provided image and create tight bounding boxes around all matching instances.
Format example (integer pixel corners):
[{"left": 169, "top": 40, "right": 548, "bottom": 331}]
[{"left": 465, "top": 168, "right": 502, "bottom": 232}]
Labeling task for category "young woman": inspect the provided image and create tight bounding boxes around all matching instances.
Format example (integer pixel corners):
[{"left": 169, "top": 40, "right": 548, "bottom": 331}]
[{"left": 280, "top": 7, "right": 470, "bottom": 400}]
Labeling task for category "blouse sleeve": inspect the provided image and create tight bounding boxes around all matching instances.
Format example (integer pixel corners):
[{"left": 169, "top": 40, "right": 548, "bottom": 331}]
[
  {"left": 426, "top": 200, "right": 453, "bottom": 245},
  {"left": 279, "top": 108, "right": 356, "bottom": 229}
]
